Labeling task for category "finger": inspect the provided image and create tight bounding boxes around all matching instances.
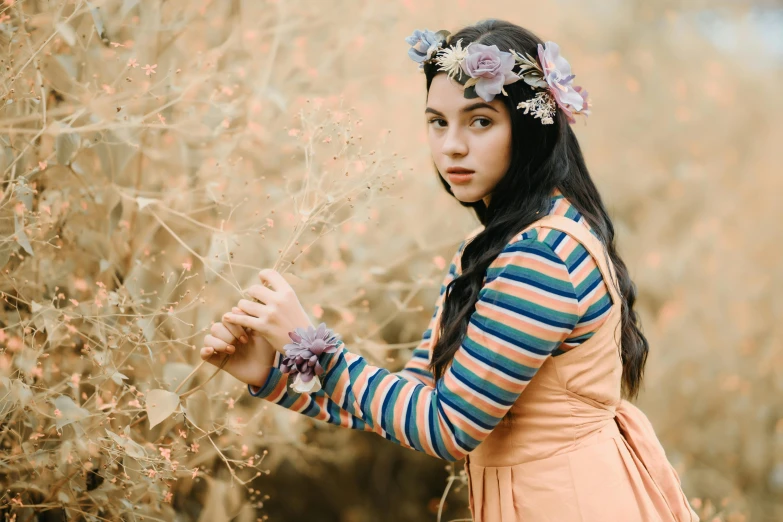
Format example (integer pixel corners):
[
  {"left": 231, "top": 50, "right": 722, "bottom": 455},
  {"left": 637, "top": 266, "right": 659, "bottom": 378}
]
[
  {"left": 221, "top": 315, "right": 248, "bottom": 344},
  {"left": 201, "top": 347, "right": 229, "bottom": 366},
  {"left": 204, "top": 334, "right": 236, "bottom": 355},
  {"left": 210, "top": 321, "right": 237, "bottom": 344},
  {"left": 243, "top": 282, "right": 275, "bottom": 305},
  {"left": 236, "top": 298, "right": 265, "bottom": 318},
  {"left": 231, "top": 307, "right": 253, "bottom": 341},
  {"left": 204, "top": 333, "right": 235, "bottom": 354},
  {"left": 258, "top": 269, "right": 289, "bottom": 293},
  {"left": 223, "top": 312, "right": 264, "bottom": 333}
]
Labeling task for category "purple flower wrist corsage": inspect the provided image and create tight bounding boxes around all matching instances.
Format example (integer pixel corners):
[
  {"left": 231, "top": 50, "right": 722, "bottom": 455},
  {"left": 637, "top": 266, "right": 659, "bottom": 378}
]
[{"left": 280, "top": 322, "right": 342, "bottom": 394}]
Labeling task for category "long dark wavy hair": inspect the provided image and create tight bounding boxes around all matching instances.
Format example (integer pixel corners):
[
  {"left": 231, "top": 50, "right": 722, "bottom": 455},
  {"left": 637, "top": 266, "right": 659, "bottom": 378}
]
[{"left": 425, "top": 19, "right": 649, "bottom": 401}]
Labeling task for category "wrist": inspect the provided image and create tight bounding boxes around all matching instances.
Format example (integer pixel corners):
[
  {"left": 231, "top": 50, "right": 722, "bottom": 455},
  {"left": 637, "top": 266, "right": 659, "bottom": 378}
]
[{"left": 248, "top": 350, "right": 283, "bottom": 397}]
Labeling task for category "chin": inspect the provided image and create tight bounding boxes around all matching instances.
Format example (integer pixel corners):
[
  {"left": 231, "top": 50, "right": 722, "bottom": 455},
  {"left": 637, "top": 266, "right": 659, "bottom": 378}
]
[{"left": 451, "top": 188, "right": 487, "bottom": 204}]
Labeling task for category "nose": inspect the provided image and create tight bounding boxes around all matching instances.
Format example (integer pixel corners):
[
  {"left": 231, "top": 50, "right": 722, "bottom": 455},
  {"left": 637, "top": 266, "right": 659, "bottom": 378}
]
[{"left": 441, "top": 126, "right": 468, "bottom": 157}]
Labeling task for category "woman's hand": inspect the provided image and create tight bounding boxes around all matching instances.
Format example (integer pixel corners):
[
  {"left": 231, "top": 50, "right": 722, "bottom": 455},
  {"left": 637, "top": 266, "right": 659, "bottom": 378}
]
[
  {"left": 223, "top": 269, "right": 314, "bottom": 355},
  {"left": 201, "top": 307, "right": 277, "bottom": 388}
]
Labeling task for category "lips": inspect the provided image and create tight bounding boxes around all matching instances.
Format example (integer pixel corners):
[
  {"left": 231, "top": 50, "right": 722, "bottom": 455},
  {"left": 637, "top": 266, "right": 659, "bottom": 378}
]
[
  {"left": 446, "top": 167, "right": 475, "bottom": 174},
  {"left": 448, "top": 171, "right": 474, "bottom": 184}
]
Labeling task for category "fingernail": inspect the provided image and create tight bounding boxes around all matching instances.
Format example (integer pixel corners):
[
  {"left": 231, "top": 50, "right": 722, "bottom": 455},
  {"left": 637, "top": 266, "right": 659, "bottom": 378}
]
[{"left": 240, "top": 336, "right": 248, "bottom": 344}]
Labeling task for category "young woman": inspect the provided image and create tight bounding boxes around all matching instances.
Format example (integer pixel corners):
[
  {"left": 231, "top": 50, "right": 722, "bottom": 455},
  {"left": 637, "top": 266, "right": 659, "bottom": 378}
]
[{"left": 202, "top": 19, "right": 699, "bottom": 522}]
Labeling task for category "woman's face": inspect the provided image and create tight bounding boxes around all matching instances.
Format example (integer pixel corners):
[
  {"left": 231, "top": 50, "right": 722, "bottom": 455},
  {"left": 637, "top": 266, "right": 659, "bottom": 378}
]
[{"left": 426, "top": 73, "right": 513, "bottom": 206}]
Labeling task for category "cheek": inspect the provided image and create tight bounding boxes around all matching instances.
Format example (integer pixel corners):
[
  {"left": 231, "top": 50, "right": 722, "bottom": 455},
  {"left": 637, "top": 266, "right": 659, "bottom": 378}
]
[{"left": 480, "top": 128, "right": 512, "bottom": 171}]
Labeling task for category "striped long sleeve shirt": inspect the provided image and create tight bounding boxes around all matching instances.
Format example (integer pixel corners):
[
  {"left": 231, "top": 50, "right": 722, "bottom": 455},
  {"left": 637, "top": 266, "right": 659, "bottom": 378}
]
[{"left": 249, "top": 192, "right": 613, "bottom": 461}]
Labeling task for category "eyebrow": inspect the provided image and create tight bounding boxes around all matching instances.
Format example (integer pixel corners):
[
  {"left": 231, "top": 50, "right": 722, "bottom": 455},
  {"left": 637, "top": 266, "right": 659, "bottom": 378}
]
[{"left": 424, "top": 102, "right": 499, "bottom": 116}]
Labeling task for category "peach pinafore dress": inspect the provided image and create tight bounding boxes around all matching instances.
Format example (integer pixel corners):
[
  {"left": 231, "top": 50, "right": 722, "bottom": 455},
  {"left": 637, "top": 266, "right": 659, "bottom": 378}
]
[{"left": 430, "top": 215, "right": 699, "bottom": 522}]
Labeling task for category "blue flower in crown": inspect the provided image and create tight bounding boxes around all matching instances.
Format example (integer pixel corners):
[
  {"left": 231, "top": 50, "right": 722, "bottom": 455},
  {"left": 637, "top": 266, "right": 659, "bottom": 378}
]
[{"left": 405, "top": 29, "right": 449, "bottom": 68}]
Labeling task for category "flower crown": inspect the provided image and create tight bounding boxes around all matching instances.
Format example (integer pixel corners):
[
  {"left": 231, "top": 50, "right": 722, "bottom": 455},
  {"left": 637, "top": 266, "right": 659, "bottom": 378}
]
[{"left": 405, "top": 29, "right": 591, "bottom": 125}]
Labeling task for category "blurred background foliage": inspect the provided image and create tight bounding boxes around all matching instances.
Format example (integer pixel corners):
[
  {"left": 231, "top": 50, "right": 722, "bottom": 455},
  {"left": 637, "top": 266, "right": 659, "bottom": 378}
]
[{"left": 0, "top": 0, "right": 781, "bottom": 520}]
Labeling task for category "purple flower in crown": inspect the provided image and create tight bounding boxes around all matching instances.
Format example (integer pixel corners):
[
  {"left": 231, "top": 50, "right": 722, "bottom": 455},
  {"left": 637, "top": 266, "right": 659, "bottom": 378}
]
[
  {"left": 280, "top": 322, "right": 342, "bottom": 394},
  {"left": 573, "top": 85, "right": 591, "bottom": 117},
  {"left": 405, "top": 29, "right": 446, "bottom": 68},
  {"left": 460, "top": 43, "right": 520, "bottom": 103},
  {"left": 537, "top": 41, "right": 589, "bottom": 123}
]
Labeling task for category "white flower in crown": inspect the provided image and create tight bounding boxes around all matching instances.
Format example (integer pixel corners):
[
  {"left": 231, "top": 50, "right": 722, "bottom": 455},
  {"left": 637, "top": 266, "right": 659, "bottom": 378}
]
[
  {"left": 517, "top": 91, "right": 557, "bottom": 125},
  {"left": 434, "top": 38, "right": 469, "bottom": 79}
]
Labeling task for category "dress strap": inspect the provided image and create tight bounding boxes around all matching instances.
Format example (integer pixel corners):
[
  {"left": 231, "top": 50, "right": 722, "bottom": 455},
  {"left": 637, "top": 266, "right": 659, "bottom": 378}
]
[{"left": 523, "top": 214, "right": 622, "bottom": 308}]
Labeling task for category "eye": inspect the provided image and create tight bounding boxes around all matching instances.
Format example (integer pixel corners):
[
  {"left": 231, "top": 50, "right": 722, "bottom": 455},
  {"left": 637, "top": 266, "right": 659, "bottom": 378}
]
[
  {"left": 428, "top": 118, "right": 447, "bottom": 128},
  {"left": 472, "top": 117, "right": 492, "bottom": 128}
]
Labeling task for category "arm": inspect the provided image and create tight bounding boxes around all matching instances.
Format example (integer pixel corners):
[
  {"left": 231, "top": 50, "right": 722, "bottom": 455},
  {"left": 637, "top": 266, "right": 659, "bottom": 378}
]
[
  {"left": 248, "top": 350, "right": 373, "bottom": 431},
  {"left": 247, "top": 240, "right": 468, "bottom": 430},
  {"left": 310, "top": 236, "right": 581, "bottom": 461}
]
